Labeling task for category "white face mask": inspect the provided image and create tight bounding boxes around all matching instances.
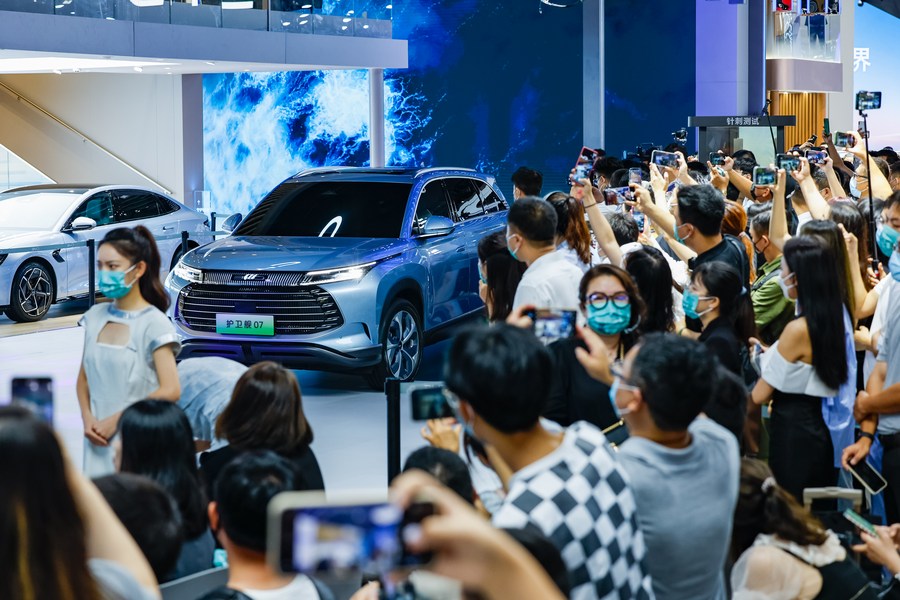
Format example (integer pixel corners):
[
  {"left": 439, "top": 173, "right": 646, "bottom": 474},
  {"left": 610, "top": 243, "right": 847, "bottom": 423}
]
[{"left": 777, "top": 271, "right": 797, "bottom": 300}]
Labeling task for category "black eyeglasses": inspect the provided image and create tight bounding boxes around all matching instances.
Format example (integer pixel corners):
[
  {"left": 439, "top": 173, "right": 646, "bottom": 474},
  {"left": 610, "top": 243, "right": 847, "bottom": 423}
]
[{"left": 586, "top": 291, "right": 630, "bottom": 310}]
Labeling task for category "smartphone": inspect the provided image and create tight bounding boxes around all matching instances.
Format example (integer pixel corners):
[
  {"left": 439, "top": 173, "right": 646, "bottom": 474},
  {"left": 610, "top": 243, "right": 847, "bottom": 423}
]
[
  {"left": 843, "top": 508, "right": 878, "bottom": 537},
  {"left": 569, "top": 146, "right": 599, "bottom": 185},
  {"left": 824, "top": 117, "right": 831, "bottom": 136},
  {"left": 529, "top": 309, "right": 576, "bottom": 344},
  {"left": 709, "top": 152, "right": 725, "bottom": 166},
  {"left": 848, "top": 459, "right": 888, "bottom": 495},
  {"left": 776, "top": 153, "right": 801, "bottom": 172},
  {"left": 11, "top": 377, "right": 53, "bottom": 425},
  {"left": 833, "top": 131, "right": 854, "bottom": 148},
  {"left": 856, "top": 91, "right": 882, "bottom": 111},
  {"left": 628, "top": 168, "right": 643, "bottom": 186},
  {"left": 651, "top": 150, "right": 679, "bottom": 170},
  {"left": 410, "top": 386, "right": 454, "bottom": 421},
  {"left": 268, "top": 491, "right": 435, "bottom": 575},
  {"left": 806, "top": 150, "right": 828, "bottom": 165},
  {"left": 632, "top": 210, "right": 645, "bottom": 231},
  {"left": 752, "top": 166, "right": 777, "bottom": 187},
  {"left": 603, "top": 187, "right": 631, "bottom": 205}
]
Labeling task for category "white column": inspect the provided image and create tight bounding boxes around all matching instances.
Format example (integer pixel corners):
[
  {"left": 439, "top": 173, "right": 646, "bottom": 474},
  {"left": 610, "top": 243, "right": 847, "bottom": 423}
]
[{"left": 368, "top": 68, "right": 386, "bottom": 167}]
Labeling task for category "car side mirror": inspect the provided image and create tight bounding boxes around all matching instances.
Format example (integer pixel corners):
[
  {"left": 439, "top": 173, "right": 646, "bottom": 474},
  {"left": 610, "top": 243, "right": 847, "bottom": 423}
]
[
  {"left": 222, "top": 213, "right": 243, "bottom": 233},
  {"left": 69, "top": 217, "right": 97, "bottom": 231},
  {"left": 418, "top": 215, "right": 455, "bottom": 238}
]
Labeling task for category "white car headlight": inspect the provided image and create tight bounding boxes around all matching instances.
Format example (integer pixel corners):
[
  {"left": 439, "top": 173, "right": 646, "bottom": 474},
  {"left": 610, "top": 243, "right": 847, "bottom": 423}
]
[
  {"left": 300, "top": 262, "right": 377, "bottom": 286},
  {"left": 173, "top": 262, "right": 203, "bottom": 283}
]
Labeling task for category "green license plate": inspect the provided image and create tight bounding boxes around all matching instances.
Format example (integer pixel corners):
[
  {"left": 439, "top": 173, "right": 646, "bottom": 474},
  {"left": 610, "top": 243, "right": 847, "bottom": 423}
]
[{"left": 216, "top": 314, "right": 275, "bottom": 336}]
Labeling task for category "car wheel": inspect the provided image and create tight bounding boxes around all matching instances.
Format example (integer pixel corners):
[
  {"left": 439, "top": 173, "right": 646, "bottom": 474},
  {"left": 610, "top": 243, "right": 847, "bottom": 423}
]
[
  {"left": 6, "top": 261, "right": 55, "bottom": 323},
  {"left": 365, "top": 299, "right": 423, "bottom": 390}
]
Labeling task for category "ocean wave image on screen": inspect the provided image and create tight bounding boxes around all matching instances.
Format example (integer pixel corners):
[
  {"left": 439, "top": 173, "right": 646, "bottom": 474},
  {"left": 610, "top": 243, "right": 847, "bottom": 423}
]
[{"left": 203, "top": 69, "right": 434, "bottom": 216}]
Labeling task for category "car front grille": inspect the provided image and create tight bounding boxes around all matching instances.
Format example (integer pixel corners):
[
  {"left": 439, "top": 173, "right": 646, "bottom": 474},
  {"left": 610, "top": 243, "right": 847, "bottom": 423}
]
[{"left": 177, "top": 284, "right": 343, "bottom": 335}]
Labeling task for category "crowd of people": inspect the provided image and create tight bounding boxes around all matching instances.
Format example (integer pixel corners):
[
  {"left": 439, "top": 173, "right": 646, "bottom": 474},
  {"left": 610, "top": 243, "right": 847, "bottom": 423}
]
[{"left": 3, "top": 130, "right": 900, "bottom": 600}]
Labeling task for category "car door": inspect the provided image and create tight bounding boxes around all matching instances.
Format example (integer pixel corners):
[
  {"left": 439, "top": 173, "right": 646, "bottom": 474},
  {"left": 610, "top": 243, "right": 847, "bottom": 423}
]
[
  {"left": 62, "top": 192, "right": 117, "bottom": 297},
  {"left": 412, "top": 179, "right": 469, "bottom": 327},
  {"left": 443, "top": 177, "right": 488, "bottom": 314}
]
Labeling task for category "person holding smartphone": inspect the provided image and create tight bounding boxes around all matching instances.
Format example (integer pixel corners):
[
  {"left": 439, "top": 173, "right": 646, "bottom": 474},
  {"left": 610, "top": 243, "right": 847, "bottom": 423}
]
[{"left": 77, "top": 227, "right": 181, "bottom": 476}]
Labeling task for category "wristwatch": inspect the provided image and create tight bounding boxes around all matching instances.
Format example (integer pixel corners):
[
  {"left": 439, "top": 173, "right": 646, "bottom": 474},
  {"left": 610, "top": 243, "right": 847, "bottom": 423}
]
[{"left": 860, "top": 432, "right": 876, "bottom": 442}]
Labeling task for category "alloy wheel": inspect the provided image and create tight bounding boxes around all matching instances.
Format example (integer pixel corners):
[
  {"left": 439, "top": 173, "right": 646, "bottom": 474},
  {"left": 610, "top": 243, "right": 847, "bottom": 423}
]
[
  {"left": 385, "top": 309, "right": 420, "bottom": 380},
  {"left": 17, "top": 265, "right": 53, "bottom": 319}
]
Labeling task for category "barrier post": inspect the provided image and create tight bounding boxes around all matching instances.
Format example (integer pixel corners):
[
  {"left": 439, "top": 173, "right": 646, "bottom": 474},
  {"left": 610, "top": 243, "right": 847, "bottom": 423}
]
[
  {"left": 181, "top": 231, "right": 189, "bottom": 258},
  {"left": 386, "top": 377, "right": 402, "bottom": 484},
  {"left": 87, "top": 239, "right": 96, "bottom": 307},
  {"left": 210, "top": 212, "right": 217, "bottom": 233}
]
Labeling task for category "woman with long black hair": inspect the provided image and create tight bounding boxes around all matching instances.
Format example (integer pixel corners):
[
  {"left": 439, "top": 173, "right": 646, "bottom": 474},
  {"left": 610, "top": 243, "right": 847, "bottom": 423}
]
[
  {"left": 685, "top": 261, "right": 757, "bottom": 378},
  {"left": 0, "top": 406, "right": 159, "bottom": 600},
  {"left": 623, "top": 247, "right": 676, "bottom": 334},
  {"left": 752, "top": 236, "right": 849, "bottom": 501},
  {"left": 477, "top": 232, "right": 527, "bottom": 323},
  {"left": 117, "top": 400, "right": 213, "bottom": 581},
  {"left": 78, "top": 226, "right": 181, "bottom": 476}
]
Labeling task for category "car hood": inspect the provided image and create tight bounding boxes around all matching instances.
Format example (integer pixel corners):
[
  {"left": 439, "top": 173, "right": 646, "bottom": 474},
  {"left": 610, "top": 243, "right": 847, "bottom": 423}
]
[
  {"left": 0, "top": 228, "right": 59, "bottom": 250},
  {"left": 185, "top": 236, "right": 411, "bottom": 272}
]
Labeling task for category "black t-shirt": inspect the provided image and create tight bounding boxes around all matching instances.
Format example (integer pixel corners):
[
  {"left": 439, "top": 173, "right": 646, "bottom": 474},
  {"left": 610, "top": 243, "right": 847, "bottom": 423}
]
[
  {"left": 699, "top": 317, "right": 743, "bottom": 377},
  {"left": 544, "top": 338, "right": 619, "bottom": 431},
  {"left": 199, "top": 444, "right": 325, "bottom": 500},
  {"left": 688, "top": 235, "right": 751, "bottom": 287}
]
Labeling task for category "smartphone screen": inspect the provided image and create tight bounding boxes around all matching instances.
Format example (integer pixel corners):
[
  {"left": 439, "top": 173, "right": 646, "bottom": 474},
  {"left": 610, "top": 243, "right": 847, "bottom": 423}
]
[
  {"left": 824, "top": 117, "right": 831, "bottom": 136},
  {"left": 833, "top": 131, "right": 853, "bottom": 148},
  {"left": 856, "top": 91, "right": 882, "bottom": 111},
  {"left": 651, "top": 150, "right": 679, "bottom": 170},
  {"left": 752, "top": 167, "right": 777, "bottom": 187},
  {"left": 843, "top": 508, "right": 877, "bottom": 537},
  {"left": 275, "top": 500, "right": 434, "bottom": 574},
  {"left": 776, "top": 154, "right": 800, "bottom": 172},
  {"left": 628, "top": 168, "right": 643, "bottom": 186},
  {"left": 806, "top": 150, "right": 828, "bottom": 165},
  {"left": 11, "top": 377, "right": 53, "bottom": 425},
  {"left": 848, "top": 460, "right": 888, "bottom": 495},
  {"left": 531, "top": 309, "right": 576, "bottom": 345},
  {"left": 632, "top": 210, "right": 645, "bottom": 231},
  {"left": 709, "top": 152, "right": 725, "bottom": 166},
  {"left": 410, "top": 387, "right": 454, "bottom": 421}
]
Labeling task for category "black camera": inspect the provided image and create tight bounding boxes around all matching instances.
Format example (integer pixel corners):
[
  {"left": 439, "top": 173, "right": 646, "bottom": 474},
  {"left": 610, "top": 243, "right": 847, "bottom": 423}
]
[{"left": 672, "top": 128, "right": 688, "bottom": 143}]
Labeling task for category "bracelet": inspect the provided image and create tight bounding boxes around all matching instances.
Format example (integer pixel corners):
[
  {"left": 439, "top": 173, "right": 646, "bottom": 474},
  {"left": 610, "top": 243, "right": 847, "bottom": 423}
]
[
  {"left": 860, "top": 431, "right": 876, "bottom": 442},
  {"left": 583, "top": 201, "right": 598, "bottom": 208}
]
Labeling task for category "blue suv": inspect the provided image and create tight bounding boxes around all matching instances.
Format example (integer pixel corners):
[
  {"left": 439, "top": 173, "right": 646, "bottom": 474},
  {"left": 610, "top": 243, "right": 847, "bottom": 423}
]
[{"left": 166, "top": 167, "right": 508, "bottom": 388}]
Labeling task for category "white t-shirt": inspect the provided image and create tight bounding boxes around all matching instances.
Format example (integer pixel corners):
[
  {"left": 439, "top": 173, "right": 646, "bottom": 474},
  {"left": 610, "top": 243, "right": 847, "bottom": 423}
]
[
  {"left": 512, "top": 251, "right": 583, "bottom": 312},
  {"left": 242, "top": 575, "right": 320, "bottom": 600},
  {"left": 864, "top": 277, "right": 896, "bottom": 381}
]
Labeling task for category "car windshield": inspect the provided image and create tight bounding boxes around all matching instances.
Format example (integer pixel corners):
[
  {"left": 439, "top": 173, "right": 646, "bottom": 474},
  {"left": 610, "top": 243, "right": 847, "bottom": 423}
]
[
  {"left": 0, "top": 192, "right": 77, "bottom": 230},
  {"left": 234, "top": 181, "right": 412, "bottom": 238}
]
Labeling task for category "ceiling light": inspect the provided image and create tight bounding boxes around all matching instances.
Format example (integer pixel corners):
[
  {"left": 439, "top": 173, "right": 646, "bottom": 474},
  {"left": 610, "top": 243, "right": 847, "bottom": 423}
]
[
  {"left": 539, "top": 0, "right": 581, "bottom": 5},
  {"left": 52, "top": 69, "right": 62, "bottom": 75},
  {"left": 0, "top": 57, "right": 178, "bottom": 74},
  {"left": 221, "top": 0, "right": 254, "bottom": 8},
  {"left": 299, "top": 19, "right": 308, "bottom": 24},
  {"left": 363, "top": 24, "right": 369, "bottom": 28},
  {"left": 347, "top": 9, "right": 354, "bottom": 14},
  {"left": 385, "top": 3, "right": 392, "bottom": 8},
  {"left": 341, "top": 25, "right": 348, "bottom": 30},
  {"left": 133, "top": 66, "right": 143, "bottom": 72},
  {"left": 205, "top": 61, "right": 216, "bottom": 65},
  {"left": 342, "top": 17, "right": 351, "bottom": 21},
  {"left": 282, "top": 20, "right": 290, "bottom": 25},
  {"left": 129, "top": 0, "right": 164, "bottom": 6}
]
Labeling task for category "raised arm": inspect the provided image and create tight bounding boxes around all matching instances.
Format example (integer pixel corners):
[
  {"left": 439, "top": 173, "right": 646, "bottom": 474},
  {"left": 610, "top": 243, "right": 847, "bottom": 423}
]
[
  {"left": 580, "top": 178, "right": 623, "bottom": 267},
  {"left": 770, "top": 168, "right": 791, "bottom": 251},
  {"left": 724, "top": 156, "right": 754, "bottom": 200},
  {"left": 791, "top": 157, "right": 830, "bottom": 220},
  {"left": 822, "top": 155, "right": 847, "bottom": 198},
  {"left": 848, "top": 130, "right": 893, "bottom": 199}
]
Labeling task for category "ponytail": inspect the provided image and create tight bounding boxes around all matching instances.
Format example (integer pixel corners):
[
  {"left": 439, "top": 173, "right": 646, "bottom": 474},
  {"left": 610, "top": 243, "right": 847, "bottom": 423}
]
[{"left": 99, "top": 226, "right": 170, "bottom": 313}]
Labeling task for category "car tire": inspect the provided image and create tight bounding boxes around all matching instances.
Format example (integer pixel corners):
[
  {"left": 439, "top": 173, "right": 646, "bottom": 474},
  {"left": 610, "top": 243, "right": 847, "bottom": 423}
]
[
  {"left": 6, "top": 261, "right": 55, "bottom": 323},
  {"left": 365, "top": 299, "right": 423, "bottom": 390}
]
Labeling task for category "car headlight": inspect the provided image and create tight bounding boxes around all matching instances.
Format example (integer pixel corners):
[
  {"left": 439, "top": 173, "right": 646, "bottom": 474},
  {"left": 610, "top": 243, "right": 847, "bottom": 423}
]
[
  {"left": 173, "top": 262, "right": 203, "bottom": 283},
  {"left": 300, "top": 261, "right": 377, "bottom": 286}
]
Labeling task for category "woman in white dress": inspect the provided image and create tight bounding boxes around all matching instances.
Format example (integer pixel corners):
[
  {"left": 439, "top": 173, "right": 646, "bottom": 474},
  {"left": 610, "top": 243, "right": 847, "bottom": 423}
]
[{"left": 77, "top": 226, "right": 180, "bottom": 476}]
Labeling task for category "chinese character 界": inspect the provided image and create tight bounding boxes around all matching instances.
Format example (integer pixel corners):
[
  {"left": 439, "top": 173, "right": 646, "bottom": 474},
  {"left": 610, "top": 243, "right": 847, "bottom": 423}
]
[{"left": 854, "top": 48, "right": 871, "bottom": 72}]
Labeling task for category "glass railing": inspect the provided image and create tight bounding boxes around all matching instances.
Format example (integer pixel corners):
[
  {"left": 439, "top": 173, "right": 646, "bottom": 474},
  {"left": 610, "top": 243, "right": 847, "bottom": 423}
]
[
  {"left": 0, "top": 145, "right": 53, "bottom": 192},
  {"left": 0, "top": 0, "right": 393, "bottom": 37},
  {"left": 768, "top": 11, "right": 840, "bottom": 62}
]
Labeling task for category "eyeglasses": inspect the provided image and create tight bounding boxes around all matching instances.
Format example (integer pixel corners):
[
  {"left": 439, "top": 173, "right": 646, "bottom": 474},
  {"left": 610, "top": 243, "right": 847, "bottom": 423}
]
[{"left": 586, "top": 291, "right": 630, "bottom": 309}]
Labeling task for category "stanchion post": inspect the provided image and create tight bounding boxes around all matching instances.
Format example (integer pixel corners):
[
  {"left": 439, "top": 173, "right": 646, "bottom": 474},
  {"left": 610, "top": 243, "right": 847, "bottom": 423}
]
[
  {"left": 181, "top": 231, "right": 189, "bottom": 258},
  {"left": 87, "top": 239, "right": 96, "bottom": 307},
  {"left": 210, "top": 211, "right": 217, "bottom": 233},
  {"left": 386, "top": 377, "right": 402, "bottom": 485}
]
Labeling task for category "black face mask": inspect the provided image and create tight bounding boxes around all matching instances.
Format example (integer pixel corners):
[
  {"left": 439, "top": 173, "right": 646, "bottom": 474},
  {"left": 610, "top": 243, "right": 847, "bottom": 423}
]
[{"left": 685, "top": 315, "right": 704, "bottom": 333}]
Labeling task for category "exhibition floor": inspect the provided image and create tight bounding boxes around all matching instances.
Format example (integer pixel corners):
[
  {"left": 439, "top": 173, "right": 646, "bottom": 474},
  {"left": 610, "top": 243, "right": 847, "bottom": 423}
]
[{"left": 0, "top": 320, "right": 450, "bottom": 491}]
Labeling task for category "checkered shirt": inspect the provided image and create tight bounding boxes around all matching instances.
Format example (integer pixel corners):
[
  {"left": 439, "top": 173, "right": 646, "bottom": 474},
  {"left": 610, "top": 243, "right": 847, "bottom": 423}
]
[{"left": 492, "top": 422, "right": 654, "bottom": 600}]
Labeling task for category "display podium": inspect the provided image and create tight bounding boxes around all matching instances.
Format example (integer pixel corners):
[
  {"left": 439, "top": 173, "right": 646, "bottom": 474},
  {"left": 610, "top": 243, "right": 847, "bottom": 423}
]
[{"left": 689, "top": 115, "right": 797, "bottom": 166}]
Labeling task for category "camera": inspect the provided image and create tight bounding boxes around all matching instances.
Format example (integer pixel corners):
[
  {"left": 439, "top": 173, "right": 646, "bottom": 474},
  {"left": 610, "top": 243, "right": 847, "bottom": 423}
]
[{"left": 672, "top": 128, "right": 688, "bottom": 143}]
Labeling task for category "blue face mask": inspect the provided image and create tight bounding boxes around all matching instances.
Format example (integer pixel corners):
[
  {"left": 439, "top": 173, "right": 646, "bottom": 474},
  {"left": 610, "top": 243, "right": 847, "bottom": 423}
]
[
  {"left": 608, "top": 377, "right": 634, "bottom": 419},
  {"left": 682, "top": 289, "right": 713, "bottom": 321},
  {"left": 674, "top": 222, "right": 692, "bottom": 245},
  {"left": 98, "top": 265, "right": 137, "bottom": 299},
  {"left": 891, "top": 250, "right": 900, "bottom": 283},
  {"left": 877, "top": 225, "right": 900, "bottom": 258},
  {"left": 586, "top": 303, "right": 632, "bottom": 336},
  {"left": 850, "top": 176, "right": 862, "bottom": 199}
]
